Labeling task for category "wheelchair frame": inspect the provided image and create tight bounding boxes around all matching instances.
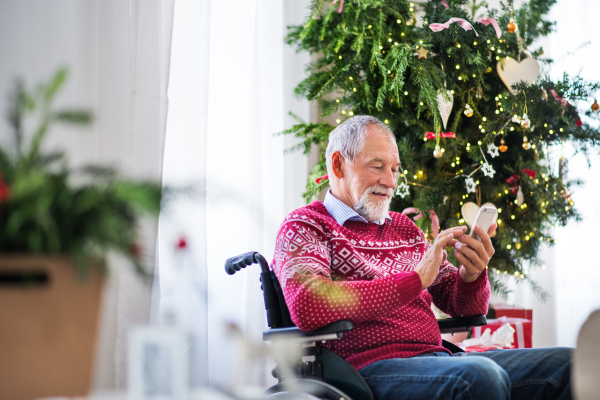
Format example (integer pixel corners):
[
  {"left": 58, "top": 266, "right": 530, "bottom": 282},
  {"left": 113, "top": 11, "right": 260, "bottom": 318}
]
[{"left": 225, "top": 251, "right": 487, "bottom": 400}]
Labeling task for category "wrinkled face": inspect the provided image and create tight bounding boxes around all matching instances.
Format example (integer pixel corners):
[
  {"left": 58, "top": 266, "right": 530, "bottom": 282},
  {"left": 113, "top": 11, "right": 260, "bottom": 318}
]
[{"left": 345, "top": 126, "right": 400, "bottom": 222}]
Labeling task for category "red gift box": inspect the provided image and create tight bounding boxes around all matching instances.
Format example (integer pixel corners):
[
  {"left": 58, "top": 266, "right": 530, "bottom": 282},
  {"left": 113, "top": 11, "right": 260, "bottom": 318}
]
[
  {"left": 491, "top": 304, "right": 533, "bottom": 320},
  {"left": 472, "top": 317, "right": 533, "bottom": 349}
]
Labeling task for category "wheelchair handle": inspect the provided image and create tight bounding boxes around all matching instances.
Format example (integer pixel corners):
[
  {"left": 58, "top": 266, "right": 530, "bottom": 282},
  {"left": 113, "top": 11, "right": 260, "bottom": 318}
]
[{"left": 224, "top": 252, "right": 270, "bottom": 275}]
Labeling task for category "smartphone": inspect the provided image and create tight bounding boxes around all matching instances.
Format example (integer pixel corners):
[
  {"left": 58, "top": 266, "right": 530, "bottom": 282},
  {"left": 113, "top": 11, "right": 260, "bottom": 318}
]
[{"left": 469, "top": 206, "right": 497, "bottom": 241}]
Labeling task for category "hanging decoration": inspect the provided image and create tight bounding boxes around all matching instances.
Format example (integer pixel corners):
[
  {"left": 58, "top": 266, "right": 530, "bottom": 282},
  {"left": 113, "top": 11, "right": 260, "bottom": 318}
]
[
  {"left": 487, "top": 143, "right": 500, "bottom": 158},
  {"left": 592, "top": 100, "right": 599, "bottom": 112},
  {"left": 433, "top": 145, "right": 443, "bottom": 158},
  {"left": 417, "top": 46, "right": 430, "bottom": 59},
  {"left": 499, "top": 138, "right": 508, "bottom": 153},
  {"left": 522, "top": 136, "right": 531, "bottom": 150},
  {"left": 425, "top": 131, "right": 456, "bottom": 140},
  {"left": 396, "top": 182, "right": 410, "bottom": 198},
  {"left": 497, "top": 57, "right": 541, "bottom": 94},
  {"left": 482, "top": 163, "right": 496, "bottom": 178},
  {"left": 429, "top": 18, "right": 479, "bottom": 36},
  {"left": 437, "top": 90, "right": 454, "bottom": 130},
  {"left": 465, "top": 177, "right": 477, "bottom": 193},
  {"left": 477, "top": 16, "right": 502, "bottom": 39},
  {"left": 464, "top": 104, "right": 474, "bottom": 117},
  {"left": 542, "top": 88, "right": 548, "bottom": 101},
  {"left": 516, "top": 186, "right": 525, "bottom": 205},
  {"left": 506, "top": 174, "right": 520, "bottom": 194},
  {"left": 507, "top": 8, "right": 518, "bottom": 33}
]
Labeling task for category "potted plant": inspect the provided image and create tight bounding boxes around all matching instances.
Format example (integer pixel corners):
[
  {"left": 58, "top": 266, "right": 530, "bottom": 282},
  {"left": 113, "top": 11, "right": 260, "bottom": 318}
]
[{"left": 0, "top": 69, "right": 163, "bottom": 400}]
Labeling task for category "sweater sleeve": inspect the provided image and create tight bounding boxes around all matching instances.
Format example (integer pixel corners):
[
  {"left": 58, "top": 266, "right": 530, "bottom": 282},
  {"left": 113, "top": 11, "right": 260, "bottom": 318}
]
[
  {"left": 427, "top": 253, "right": 491, "bottom": 318},
  {"left": 272, "top": 219, "right": 423, "bottom": 331}
]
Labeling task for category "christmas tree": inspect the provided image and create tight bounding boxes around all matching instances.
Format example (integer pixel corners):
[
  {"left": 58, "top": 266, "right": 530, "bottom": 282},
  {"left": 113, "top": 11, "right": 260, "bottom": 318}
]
[{"left": 282, "top": 0, "right": 600, "bottom": 297}]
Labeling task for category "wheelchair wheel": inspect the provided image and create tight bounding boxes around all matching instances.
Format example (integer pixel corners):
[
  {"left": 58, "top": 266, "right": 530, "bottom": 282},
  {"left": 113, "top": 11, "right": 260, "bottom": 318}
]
[{"left": 267, "top": 379, "right": 354, "bottom": 400}]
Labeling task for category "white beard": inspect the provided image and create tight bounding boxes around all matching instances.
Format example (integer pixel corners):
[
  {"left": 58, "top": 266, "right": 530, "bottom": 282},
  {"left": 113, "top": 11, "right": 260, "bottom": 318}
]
[{"left": 354, "top": 184, "right": 393, "bottom": 223}]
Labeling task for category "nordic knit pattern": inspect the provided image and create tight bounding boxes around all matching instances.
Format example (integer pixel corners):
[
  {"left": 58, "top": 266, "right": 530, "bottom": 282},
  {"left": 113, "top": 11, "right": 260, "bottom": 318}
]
[{"left": 272, "top": 201, "right": 490, "bottom": 371}]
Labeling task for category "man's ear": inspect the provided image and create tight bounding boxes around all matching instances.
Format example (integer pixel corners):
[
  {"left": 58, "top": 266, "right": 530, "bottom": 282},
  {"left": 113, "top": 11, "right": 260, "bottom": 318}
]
[{"left": 331, "top": 152, "right": 345, "bottom": 179}]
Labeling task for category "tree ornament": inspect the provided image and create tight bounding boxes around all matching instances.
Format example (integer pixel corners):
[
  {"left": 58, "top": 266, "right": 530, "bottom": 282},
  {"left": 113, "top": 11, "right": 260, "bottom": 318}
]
[
  {"left": 592, "top": 100, "right": 600, "bottom": 112},
  {"left": 542, "top": 88, "right": 548, "bottom": 101},
  {"left": 417, "top": 46, "right": 429, "bottom": 59},
  {"left": 497, "top": 57, "right": 540, "bottom": 94},
  {"left": 464, "top": 104, "right": 474, "bottom": 117},
  {"left": 437, "top": 90, "right": 454, "bottom": 130},
  {"left": 522, "top": 136, "right": 531, "bottom": 150},
  {"left": 487, "top": 143, "right": 500, "bottom": 158},
  {"left": 482, "top": 163, "right": 496, "bottom": 178},
  {"left": 516, "top": 186, "right": 524, "bottom": 205},
  {"left": 433, "top": 145, "right": 443, "bottom": 158},
  {"left": 395, "top": 182, "right": 410, "bottom": 198},
  {"left": 465, "top": 177, "right": 477, "bottom": 193},
  {"left": 520, "top": 113, "right": 531, "bottom": 129},
  {"left": 507, "top": 18, "right": 517, "bottom": 33},
  {"left": 499, "top": 138, "right": 508, "bottom": 153}
]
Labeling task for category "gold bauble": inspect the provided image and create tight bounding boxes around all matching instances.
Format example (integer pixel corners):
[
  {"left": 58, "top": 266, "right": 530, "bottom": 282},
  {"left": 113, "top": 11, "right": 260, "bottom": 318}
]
[
  {"left": 592, "top": 100, "right": 600, "bottom": 112},
  {"left": 520, "top": 114, "right": 531, "bottom": 129},
  {"left": 499, "top": 138, "right": 508, "bottom": 153},
  {"left": 433, "top": 145, "right": 443, "bottom": 159},
  {"left": 507, "top": 19, "right": 517, "bottom": 34},
  {"left": 464, "top": 108, "right": 474, "bottom": 117},
  {"left": 522, "top": 136, "right": 531, "bottom": 150}
]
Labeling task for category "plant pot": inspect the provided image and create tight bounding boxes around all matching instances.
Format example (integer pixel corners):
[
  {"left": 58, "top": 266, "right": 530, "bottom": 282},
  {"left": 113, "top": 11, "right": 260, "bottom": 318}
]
[{"left": 0, "top": 255, "right": 104, "bottom": 400}]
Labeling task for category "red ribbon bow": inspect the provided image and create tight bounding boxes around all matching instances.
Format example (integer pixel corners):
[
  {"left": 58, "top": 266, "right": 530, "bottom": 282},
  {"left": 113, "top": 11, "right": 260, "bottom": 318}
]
[
  {"left": 550, "top": 89, "right": 570, "bottom": 107},
  {"left": 425, "top": 132, "right": 457, "bottom": 140},
  {"left": 430, "top": 18, "right": 479, "bottom": 36},
  {"left": 505, "top": 174, "right": 520, "bottom": 194},
  {"left": 522, "top": 168, "right": 536, "bottom": 179},
  {"left": 316, "top": 174, "right": 329, "bottom": 184},
  {"left": 402, "top": 208, "right": 440, "bottom": 239}
]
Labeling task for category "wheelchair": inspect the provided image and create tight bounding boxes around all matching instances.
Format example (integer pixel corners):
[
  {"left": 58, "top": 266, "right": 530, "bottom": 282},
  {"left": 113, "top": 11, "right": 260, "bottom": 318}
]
[{"left": 225, "top": 251, "right": 487, "bottom": 400}]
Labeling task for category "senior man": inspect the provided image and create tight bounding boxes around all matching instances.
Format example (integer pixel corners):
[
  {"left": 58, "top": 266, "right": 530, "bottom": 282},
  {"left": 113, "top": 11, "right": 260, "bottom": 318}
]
[{"left": 272, "top": 115, "right": 571, "bottom": 399}]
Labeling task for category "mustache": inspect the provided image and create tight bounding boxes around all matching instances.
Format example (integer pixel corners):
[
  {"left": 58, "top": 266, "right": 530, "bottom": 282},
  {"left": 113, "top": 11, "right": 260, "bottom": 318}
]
[{"left": 365, "top": 184, "right": 393, "bottom": 198}]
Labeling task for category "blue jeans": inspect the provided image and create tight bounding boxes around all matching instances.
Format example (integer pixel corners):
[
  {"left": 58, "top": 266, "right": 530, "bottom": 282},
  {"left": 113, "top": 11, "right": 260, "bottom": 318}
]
[{"left": 358, "top": 348, "right": 571, "bottom": 400}]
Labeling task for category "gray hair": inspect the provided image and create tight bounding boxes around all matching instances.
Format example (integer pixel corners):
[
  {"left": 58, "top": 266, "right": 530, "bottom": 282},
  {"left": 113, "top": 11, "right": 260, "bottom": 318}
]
[{"left": 325, "top": 115, "right": 396, "bottom": 175}]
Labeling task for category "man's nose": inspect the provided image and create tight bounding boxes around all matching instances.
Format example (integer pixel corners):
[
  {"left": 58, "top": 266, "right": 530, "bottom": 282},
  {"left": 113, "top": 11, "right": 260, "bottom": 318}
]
[{"left": 380, "top": 168, "right": 396, "bottom": 188}]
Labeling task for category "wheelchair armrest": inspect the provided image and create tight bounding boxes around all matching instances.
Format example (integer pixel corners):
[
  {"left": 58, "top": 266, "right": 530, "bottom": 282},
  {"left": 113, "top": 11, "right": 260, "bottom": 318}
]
[
  {"left": 263, "top": 320, "right": 353, "bottom": 342},
  {"left": 438, "top": 315, "right": 487, "bottom": 334}
]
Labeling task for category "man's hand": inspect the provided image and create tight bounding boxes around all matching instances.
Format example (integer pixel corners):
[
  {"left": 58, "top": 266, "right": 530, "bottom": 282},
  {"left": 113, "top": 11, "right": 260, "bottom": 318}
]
[
  {"left": 415, "top": 226, "right": 467, "bottom": 289},
  {"left": 454, "top": 223, "right": 497, "bottom": 283}
]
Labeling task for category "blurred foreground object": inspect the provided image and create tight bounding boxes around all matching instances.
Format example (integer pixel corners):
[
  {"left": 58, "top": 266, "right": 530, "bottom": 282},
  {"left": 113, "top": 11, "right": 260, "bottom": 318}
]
[
  {"left": 573, "top": 310, "right": 600, "bottom": 400},
  {"left": 0, "top": 69, "right": 163, "bottom": 399}
]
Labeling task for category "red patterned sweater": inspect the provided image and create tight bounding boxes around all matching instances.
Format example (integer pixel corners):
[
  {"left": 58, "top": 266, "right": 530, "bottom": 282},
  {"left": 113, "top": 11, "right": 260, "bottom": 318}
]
[{"left": 272, "top": 201, "right": 490, "bottom": 371}]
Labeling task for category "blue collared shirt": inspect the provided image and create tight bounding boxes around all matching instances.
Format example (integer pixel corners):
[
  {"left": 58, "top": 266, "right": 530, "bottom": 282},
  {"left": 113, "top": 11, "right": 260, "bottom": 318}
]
[{"left": 323, "top": 189, "right": 392, "bottom": 226}]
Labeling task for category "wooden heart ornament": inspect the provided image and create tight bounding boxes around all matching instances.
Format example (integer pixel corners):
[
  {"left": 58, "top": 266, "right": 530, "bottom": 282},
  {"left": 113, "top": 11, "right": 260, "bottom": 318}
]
[
  {"left": 437, "top": 90, "right": 453, "bottom": 130},
  {"left": 497, "top": 57, "right": 540, "bottom": 94},
  {"left": 461, "top": 202, "right": 498, "bottom": 229}
]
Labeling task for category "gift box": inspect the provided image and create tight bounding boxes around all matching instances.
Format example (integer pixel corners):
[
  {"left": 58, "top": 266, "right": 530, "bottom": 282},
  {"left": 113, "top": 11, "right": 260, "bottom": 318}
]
[
  {"left": 490, "top": 304, "right": 533, "bottom": 320},
  {"left": 472, "top": 316, "right": 532, "bottom": 348}
]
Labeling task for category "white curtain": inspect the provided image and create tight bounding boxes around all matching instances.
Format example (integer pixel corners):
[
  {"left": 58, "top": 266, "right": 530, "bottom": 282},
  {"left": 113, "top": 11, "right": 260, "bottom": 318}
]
[
  {"left": 160, "top": 0, "right": 312, "bottom": 388},
  {"left": 0, "top": 0, "right": 174, "bottom": 390}
]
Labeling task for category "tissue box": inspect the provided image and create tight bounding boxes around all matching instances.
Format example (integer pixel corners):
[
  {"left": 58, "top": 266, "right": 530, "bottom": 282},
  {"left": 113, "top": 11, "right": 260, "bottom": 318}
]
[
  {"left": 472, "top": 317, "right": 532, "bottom": 348},
  {"left": 490, "top": 304, "right": 532, "bottom": 320}
]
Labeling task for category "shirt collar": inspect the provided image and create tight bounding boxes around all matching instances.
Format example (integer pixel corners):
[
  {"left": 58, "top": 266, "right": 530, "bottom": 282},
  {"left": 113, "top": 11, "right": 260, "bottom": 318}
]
[{"left": 323, "top": 189, "right": 392, "bottom": 226}]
